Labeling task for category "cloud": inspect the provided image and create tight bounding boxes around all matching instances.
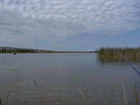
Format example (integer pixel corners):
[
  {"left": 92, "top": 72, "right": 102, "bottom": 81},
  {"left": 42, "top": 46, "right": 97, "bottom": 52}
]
[{"left": 0, "top": 0, "right": 140, "bottom": 44}]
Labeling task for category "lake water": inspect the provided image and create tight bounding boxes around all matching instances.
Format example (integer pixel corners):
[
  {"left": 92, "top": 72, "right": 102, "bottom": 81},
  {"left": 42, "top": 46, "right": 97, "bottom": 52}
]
[{"left": 0, "top": 53, "right": 140, "bottom": 105}]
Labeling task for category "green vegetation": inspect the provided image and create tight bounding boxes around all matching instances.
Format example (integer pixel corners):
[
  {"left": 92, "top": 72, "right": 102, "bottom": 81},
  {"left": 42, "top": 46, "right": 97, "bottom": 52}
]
[
  {"left": 0, "top": 47, "right": 37, "bottom": 53},
  {"left": 97, "top": 47, "right": 140, "bottom": 61},
  {"left": 0, "top": 48, "right": 37, "bottom": 53},
  {"left": 0, "top": 47, "right": 95, "bottom": 53}
]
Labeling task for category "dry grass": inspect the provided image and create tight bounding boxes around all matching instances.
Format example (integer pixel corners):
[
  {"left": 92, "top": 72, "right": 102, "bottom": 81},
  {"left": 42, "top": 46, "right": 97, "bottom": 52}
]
[
  {"left": 134, "top": 83, "right": 139, "bottom": 105},
  {"left": 75, "top": 86, "right": 90, "bottom": 105},
  {"left": 0, "top": 98, "right": 2, "bottom": 105},
  {"left": 1, "top": 81, "right": 139, "bottom": 105},
  {"left": 33, "top": 80, "right": 48, "bottom": 105},
  {"left": 6, "top": 81, "right": 26, "bottom": 105},
  {"left": 121, "top": 79, "right": 128, "bottom": 105},
  {"left": 98, "top": 47, "right": 140, "bottom": 61}
]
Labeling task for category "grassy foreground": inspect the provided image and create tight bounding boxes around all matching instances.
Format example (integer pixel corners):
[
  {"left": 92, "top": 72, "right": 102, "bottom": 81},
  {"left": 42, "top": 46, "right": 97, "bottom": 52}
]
[{"left": 0, "top": 80, "right": 139, "bottom": 105}]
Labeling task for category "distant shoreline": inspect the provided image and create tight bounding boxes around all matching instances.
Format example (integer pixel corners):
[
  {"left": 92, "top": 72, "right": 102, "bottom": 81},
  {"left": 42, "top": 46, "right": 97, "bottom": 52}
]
[
  {"left": 0, "top": 46, "right": 96, "bottom": 53},
  {"left": 0, "top": 51, "right": 96, "bottom": 54}
]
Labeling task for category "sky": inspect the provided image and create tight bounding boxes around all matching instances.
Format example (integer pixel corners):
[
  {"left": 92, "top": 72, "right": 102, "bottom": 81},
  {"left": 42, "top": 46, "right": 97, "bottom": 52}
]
[{"left": 0, "top": 0, "right": 140, "bottom": 51}]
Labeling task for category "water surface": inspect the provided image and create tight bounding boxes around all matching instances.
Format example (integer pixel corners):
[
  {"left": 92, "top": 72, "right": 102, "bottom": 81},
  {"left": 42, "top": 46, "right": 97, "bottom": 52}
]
[{"left": 0, "top": 53, "right": 139, "bottom": 105}]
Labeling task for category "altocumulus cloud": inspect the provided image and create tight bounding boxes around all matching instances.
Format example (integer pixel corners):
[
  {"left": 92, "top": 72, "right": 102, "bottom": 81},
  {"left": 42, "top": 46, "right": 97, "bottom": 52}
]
[{"left": 0, "top": 0, "right": 140, "bottom": 43}]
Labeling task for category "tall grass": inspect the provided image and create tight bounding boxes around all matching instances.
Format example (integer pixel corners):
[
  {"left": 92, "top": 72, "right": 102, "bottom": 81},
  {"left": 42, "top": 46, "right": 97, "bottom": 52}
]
[
  {"left": 97, "top": 47, "right": 140, "bottom": 61},
  {"left": 6, "top": 81, "right": 26, "bottom": 105},
  {"left": 1, "top": 81, "right": 139, "bottom": 105},
  {"left": 134, "top": 83, "right": 139, "bottom": 105},
  {"left": 0, "top": 98, "right": 2, "bottom": 105},
  {"left": 33, "top": 80, "right": 48, "bottom": 105},
  {"left": 75, "top": 86, "right": 90, "bottom": 105},
  {"left": 121, "top": 79, "right": 128, "bottom": 105}
]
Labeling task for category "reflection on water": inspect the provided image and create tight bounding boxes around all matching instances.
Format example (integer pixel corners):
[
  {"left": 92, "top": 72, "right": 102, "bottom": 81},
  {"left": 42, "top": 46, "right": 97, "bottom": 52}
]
[{"left": 0, "top": 53, "right": 140, "bottom": 105}]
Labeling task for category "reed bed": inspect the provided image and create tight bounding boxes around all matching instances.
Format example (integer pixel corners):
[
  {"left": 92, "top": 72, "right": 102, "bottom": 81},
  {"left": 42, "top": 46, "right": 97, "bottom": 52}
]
[
  {"left": 97, "top": 47, "right": 140, "bottom": 61},
  {"left": 0, "top": 98, "right": 2, "bottom": 105}
]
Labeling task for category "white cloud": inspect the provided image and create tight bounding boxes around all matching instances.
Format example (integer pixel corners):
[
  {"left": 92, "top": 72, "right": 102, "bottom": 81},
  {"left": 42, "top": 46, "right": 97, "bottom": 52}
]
[{"left": 0, "top": 0, "right": 140, "bottom": 44}]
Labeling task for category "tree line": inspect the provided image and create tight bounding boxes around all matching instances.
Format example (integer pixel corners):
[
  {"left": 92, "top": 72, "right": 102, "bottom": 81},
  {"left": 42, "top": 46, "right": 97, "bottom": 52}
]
[{"left": 0, "top": 48, "right": 37, "bottom": 53}]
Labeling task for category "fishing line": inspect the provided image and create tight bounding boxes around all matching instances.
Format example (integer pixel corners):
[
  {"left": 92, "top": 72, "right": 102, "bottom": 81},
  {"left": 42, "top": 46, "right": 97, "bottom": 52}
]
[{"left": 114, "top": 49, "right": 140, "bottom": 76}]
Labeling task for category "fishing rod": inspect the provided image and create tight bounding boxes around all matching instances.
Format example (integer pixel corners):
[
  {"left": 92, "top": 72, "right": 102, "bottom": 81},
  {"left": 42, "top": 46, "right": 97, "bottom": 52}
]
[{"left": 114, "top": 49, "right": 140, "bottom": 76}]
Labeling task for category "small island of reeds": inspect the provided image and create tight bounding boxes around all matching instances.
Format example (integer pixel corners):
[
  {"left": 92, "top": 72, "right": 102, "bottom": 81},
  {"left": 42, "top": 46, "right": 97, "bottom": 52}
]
[{"left": 97, "top": 47, "right": 140, "bottom": 61}]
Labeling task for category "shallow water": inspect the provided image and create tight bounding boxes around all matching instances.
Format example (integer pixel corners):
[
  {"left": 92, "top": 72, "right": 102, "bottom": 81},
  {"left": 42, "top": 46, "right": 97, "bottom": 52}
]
[{"left": 0, "top": 53, "right": 140, "bottom": 105}]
